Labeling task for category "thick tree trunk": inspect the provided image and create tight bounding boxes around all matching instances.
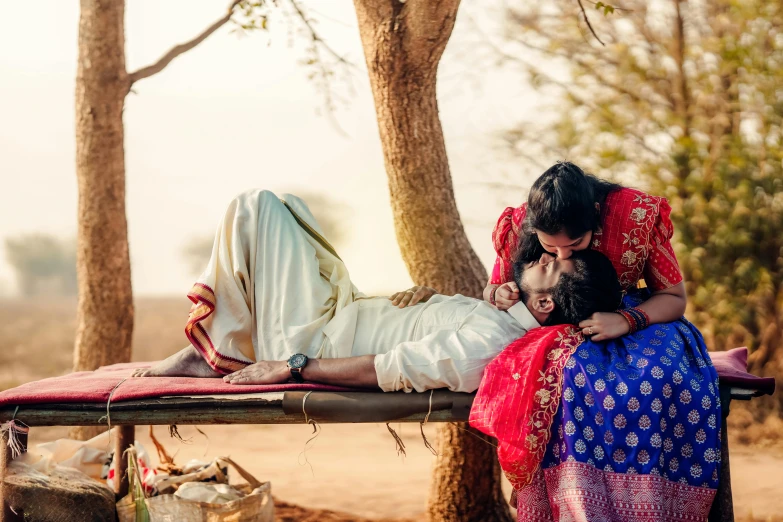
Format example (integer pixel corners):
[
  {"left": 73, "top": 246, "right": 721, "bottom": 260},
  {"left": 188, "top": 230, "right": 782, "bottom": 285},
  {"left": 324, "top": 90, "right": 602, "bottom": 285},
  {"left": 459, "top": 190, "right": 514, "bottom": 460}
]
[
  {"left": 352, "top": 0, "right": 486, "bottom": 294},
  {"left": 352, "top": 1, "right": 512, "bottom": 520},
  {"left": 72, "top": 0, "right": 133, "bottom": 440}
]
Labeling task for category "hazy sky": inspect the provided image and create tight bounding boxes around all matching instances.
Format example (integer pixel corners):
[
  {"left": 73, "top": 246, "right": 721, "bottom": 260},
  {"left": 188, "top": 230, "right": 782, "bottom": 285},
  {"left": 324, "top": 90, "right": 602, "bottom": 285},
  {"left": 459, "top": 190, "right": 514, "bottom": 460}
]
[{"left": 0, "top": 1, "right": 549, "bottom": 297}]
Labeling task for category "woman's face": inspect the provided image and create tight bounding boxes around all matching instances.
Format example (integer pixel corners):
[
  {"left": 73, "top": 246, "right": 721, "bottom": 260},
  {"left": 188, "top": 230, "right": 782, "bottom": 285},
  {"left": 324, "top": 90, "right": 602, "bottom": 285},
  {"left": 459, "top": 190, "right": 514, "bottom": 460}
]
[{"left": 534, "top": 229, "right": 592, "bottom": 259}]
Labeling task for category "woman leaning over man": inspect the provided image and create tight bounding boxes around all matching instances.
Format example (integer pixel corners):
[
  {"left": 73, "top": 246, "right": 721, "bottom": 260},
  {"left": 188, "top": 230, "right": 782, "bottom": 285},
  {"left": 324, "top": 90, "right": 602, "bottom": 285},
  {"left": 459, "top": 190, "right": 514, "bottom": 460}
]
[
  {"left": 393, "top": 161, "right": 724, "bottom": 521},
  {"left": 476, "top": 162, "right": 723, "bottom": 521}
]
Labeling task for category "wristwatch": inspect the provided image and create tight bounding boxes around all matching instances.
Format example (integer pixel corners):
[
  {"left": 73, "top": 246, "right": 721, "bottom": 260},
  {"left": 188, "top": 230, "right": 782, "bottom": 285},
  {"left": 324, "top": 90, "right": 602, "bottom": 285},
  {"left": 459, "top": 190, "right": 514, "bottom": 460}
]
[{"left": 287, "top": 353, "right": 309, "bottom": 383}]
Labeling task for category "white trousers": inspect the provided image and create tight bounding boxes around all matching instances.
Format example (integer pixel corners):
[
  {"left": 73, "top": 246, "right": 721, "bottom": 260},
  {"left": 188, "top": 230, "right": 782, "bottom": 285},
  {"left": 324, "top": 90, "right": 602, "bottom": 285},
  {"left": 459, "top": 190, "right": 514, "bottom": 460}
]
[{"left": 188, "top": 190, "right": 360, "bottom": 373}]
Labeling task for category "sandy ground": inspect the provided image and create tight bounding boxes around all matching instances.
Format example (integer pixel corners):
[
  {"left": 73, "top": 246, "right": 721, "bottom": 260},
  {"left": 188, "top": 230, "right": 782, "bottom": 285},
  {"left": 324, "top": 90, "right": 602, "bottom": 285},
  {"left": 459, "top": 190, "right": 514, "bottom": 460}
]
[
  {"left": 728, "top": 445, "right": 783, "bottom": 521},
  {"left": 26, "top": 424, "right": 782, "bottom": 521}
]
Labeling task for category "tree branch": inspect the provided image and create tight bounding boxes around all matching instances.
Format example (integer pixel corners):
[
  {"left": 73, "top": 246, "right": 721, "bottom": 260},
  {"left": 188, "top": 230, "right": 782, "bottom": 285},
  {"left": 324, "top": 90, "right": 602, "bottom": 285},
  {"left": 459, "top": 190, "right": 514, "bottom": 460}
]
[
  {"left": 504, "top": 10, "right": 619, "bottom": 66},
  {"left": 128, "top": 0, "right": 242, "bottom": 86},
  {"left": 577, "top": 0, "right": 606, "bottom": 46},
  {"left": 508, "top": 132, "right": 567, "bottom": 163},
  {"left": 501, "top": 34, "right": 673, "bottom": 109},
  {"left": 287, "top": 0, "right": 356, "bottom": 69}
]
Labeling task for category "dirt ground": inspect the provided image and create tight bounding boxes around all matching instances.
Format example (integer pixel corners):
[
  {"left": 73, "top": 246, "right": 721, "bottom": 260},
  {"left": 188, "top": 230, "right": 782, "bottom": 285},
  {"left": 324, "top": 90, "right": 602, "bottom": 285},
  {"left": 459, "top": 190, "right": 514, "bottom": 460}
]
[{"left": 25, "top": 424, "right": 783, "bottom": 521}]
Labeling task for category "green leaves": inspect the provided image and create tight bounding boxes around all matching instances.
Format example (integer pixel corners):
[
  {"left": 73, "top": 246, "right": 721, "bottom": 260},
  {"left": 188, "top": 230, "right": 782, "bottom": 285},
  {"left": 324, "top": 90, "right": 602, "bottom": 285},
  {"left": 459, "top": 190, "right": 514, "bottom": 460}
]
[
  {"left": 594, "top": 2, "right": 616, "bottom": 16},
  {"left": 503, "top": 0, "right": 783, "bottom": 365}
]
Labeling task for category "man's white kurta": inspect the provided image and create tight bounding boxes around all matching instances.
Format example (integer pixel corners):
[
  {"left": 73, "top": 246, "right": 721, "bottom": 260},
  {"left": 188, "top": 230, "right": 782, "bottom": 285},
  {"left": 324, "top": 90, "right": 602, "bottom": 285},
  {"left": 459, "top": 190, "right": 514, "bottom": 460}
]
[
  {"left": 193, "top": 190, "right": 539, "bottom": 392},
  {"left": 324, "top": 296, "right": 539, "bottom": 392}
]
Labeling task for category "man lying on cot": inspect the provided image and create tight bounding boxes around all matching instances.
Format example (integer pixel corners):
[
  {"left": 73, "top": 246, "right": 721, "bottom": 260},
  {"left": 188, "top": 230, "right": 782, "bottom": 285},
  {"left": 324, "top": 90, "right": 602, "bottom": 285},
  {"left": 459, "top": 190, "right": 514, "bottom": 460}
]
[{"left": 134, "top": 190, "right": 621, "bottom": 392}]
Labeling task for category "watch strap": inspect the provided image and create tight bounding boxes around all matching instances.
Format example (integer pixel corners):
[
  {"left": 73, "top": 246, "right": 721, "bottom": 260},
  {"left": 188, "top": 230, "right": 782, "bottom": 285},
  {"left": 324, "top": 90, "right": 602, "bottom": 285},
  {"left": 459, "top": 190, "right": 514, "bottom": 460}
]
[{"left": 290, "top": 367, "right": 304, "bottom": 383}]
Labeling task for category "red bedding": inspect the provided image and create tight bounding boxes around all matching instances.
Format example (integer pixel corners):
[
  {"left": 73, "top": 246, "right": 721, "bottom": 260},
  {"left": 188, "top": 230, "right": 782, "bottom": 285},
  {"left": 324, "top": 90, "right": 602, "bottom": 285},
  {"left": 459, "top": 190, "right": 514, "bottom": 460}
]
[
  {"left": 710, "top": 347, "right": 775, "bottom": 395},
  {"left": 0, "top": 362, "right": 352, "bottom": 406},
  {"left": 0, "top": 348, "right": 773, "bottom": 407}
]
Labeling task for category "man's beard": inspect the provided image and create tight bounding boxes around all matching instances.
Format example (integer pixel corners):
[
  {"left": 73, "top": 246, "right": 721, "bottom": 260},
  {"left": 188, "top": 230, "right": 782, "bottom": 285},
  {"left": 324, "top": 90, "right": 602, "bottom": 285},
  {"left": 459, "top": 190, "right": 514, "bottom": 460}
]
[{"left": 514, "top": 263, "right": 532, "bottom": 310}]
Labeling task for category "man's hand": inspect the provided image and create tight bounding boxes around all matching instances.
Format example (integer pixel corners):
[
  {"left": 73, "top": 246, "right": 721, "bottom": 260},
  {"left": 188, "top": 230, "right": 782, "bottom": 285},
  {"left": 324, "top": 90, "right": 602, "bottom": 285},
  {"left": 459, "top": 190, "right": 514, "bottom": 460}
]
[
  {"left": 494, "top": 282, "right": 520, "bottom": 311},
  {"left": 223, "top": 360, "right": 289, "bottom": 385},
  {"left": 389, "top": 286, "right": 437, "bottom": 308},
  {"left": 579, "top": 312, "right": 630, "bottom": 342}
]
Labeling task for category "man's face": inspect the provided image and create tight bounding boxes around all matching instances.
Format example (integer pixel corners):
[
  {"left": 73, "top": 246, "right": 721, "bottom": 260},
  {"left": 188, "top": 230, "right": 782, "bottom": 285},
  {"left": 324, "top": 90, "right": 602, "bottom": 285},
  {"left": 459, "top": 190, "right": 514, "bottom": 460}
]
[
  {"left": 517, "top": 252, "right": 576, "bottom": 324},
  {"left": 519, "top": 252, "right": 576, "bottom": 291}
]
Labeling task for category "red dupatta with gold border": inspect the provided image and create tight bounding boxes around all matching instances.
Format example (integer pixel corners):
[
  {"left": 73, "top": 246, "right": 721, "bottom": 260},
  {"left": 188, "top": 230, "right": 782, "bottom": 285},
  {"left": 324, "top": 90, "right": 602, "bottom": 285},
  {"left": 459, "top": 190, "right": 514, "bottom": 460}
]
[{"left": 469, "top": 325, "right": 584, "bottom": 490}]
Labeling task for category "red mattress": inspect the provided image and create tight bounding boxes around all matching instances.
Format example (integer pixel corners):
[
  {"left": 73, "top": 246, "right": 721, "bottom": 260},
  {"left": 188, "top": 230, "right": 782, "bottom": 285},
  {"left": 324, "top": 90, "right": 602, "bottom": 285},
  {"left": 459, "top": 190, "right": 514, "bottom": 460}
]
[
  {"left": 0, "top": 362, "right": 352, "bottom": 406},
  {"left": 710, "top": 347, "right": 775, "bottom": 395},
  {"left": 0, "top": 348, "right": 773, "bottom": 407}
]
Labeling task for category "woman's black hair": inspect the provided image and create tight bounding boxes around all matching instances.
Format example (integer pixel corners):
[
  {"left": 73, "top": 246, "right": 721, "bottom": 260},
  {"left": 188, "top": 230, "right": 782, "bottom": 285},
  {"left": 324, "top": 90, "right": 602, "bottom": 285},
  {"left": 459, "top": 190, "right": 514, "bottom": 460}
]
[{"left": 518, "top": 162, "right": 622, "bottom": 262}]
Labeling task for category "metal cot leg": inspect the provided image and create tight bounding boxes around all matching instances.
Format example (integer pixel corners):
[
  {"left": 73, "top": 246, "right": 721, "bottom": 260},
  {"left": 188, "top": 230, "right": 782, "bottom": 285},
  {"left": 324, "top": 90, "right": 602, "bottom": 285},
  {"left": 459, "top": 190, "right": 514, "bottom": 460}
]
[{"left": 709, "top": 387, "right": 734, "bottom": 522}]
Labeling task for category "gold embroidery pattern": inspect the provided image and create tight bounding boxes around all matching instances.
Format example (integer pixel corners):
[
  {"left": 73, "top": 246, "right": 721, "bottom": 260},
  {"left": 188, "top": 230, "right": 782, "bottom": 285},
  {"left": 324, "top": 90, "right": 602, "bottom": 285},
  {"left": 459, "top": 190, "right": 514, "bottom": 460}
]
[
  {"left": 592, "top": 226, "right": 603, "bottom": 248},
  {"left": 630, "top": 207, "right": 648, "bottom": 222},
  {"left": 648, "top": 264, "right": 672, "bottom": 289},
  {"left": 617, "top": 195, "right": 660, "bottom": 289},
  {"left": 502, "top": 327, "right": 585, "bottom": 489},
  {"left": 655, "top": 238, "right": 679, "bottom": 268},
  {"left": 516, "top": 462, "right": 717, "bottom": 521}
]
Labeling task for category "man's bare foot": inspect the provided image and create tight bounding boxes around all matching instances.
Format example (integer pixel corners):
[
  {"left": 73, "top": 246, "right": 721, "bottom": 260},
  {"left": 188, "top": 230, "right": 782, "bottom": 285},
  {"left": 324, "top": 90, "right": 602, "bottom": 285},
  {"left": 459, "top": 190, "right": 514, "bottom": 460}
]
[{"left": 132, "top": 345, "right": 221, "bottom": 378}]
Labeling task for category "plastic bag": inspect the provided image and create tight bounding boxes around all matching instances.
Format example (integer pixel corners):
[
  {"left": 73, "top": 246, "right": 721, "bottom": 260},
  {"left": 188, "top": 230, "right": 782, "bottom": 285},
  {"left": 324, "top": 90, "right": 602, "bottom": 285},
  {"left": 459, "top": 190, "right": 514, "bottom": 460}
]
[
  {"left": 116, "top": 449, "right": 274, "bottom": 522},
  {"left": 16, "top": 427, "right": 161, "bottom": 494},
  {"left": 16, "top": 429, "right": 113, "bottom": 481},
  {"left": 107, "top": 438, "right": 158, "bottom": 494},
  {"left": 175, "top": 482, "right": 243, "bottom": 503}
]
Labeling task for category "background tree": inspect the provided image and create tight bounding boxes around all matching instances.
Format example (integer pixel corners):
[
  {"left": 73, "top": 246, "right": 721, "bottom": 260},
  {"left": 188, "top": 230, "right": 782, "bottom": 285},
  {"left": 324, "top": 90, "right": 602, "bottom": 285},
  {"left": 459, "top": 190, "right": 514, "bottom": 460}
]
[
  {"left": 5, "top": 235, "right": 77, "bottom": 297},
  {"left": 73, "top": 0, "right": 245, "bottom": 439},
  {"left": 351, "top": 1, "right": 510, "bottom": 520},
  {"left": 202, "top": 2, "right": 512, "bottom": 516},
  {"left": 497, "top": 0, "right": 783, "bottom": 419}
]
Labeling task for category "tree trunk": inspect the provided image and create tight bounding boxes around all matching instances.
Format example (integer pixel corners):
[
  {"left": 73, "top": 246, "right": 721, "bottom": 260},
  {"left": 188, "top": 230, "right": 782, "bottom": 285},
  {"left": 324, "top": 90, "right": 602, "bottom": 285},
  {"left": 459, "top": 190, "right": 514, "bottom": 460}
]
[
  {"left": 72, "top": 0, "right": 133, "bottom": 440},
  {"left": 352, "top": 1, "right": 512, "bottom": 520}
]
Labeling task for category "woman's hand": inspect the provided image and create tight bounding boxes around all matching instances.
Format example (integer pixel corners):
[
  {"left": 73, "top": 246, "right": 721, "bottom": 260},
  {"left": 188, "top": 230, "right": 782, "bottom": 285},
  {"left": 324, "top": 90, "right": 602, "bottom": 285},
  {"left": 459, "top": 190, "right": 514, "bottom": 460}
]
[
  {"left": 579, "top": 312, "right": 630, "bottom": 341},
  {"left": 494, "top": 282, "right": 520, "bottom": 311},
  {"left": 389, "top": 286, "right": 438, "bottom": 308}
]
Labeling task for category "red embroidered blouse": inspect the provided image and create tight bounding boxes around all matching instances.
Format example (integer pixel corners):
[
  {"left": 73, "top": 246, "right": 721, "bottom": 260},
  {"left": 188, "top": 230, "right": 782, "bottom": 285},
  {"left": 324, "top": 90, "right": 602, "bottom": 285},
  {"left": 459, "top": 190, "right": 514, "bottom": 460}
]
[{"left": 490, "top": 187, "right": 683, "bottom": 292}]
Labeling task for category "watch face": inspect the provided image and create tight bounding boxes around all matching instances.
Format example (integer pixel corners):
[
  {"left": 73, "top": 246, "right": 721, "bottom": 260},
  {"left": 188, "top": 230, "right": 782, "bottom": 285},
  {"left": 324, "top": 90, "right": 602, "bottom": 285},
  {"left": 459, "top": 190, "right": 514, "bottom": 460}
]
[{"left": 289, "top": 353, "right": 307, "bottom": 369}]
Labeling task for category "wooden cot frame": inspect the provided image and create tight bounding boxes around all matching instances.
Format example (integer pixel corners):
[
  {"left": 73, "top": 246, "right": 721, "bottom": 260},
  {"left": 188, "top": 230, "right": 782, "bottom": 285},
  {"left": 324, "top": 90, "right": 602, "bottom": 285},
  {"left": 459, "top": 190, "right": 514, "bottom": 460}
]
[{"left": 0, "top": 385, "right": 757, "bottom": 522}]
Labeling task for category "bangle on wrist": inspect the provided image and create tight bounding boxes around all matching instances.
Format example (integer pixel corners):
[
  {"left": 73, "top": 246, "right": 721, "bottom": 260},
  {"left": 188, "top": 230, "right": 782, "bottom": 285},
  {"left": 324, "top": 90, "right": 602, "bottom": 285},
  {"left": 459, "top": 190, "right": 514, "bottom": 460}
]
[
  {"left": 617, "top": 310, "right": 637, "bottom": 333},
  {"left": 629, "top": 307, "right": 650, "bottom": 330},
  {"left": 489, "top": 286, "right": 499, "bottom": 306},
  {"left": 617, "top": 307, "right": 650, "bottom": 334}
]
